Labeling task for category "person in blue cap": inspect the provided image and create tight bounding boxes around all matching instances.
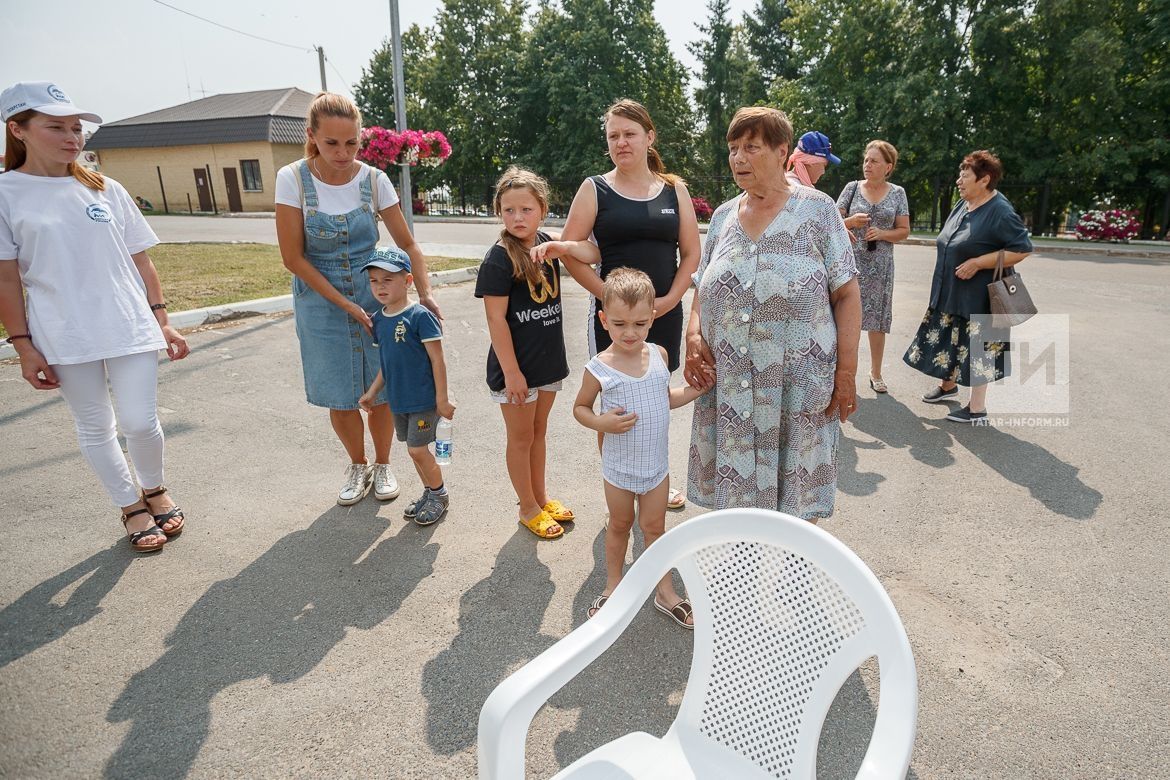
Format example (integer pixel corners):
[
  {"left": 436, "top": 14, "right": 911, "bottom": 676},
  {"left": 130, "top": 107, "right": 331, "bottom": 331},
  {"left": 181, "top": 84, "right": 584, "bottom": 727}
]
[
  {"left": 786, "top": 130, "right": 842, "bottom": 187},
  {"left": 358, "top": 247, "right": 456, "bottom": 525}
]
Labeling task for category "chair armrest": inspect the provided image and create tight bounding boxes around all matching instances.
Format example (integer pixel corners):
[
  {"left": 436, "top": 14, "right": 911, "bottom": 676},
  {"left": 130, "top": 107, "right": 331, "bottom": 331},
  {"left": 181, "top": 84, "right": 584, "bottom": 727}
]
[
  {"left": 854, "top": 658, "right": 918, "bottom": 780},
  {"left": 478, "top": 555, "right": 673, "bottom": 779}
]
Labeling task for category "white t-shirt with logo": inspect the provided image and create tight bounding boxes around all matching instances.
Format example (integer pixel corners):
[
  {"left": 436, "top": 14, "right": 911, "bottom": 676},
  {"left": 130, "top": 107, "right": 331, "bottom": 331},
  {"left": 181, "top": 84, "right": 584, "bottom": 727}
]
[
  {"left": 0, "top": 172, "right": 166, "bottom": 365},
  {"left": 274, "top": 160, "right": 400, "bottom": 216}
]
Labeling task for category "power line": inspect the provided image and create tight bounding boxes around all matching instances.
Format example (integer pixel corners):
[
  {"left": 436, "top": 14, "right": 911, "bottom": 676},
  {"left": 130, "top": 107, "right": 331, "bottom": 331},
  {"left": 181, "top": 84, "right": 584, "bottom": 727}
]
[
  {"left": 150, "top": 0, "right": 312, "bottom": 53},
  {"left": 325, "top": 56, "right": 351, "bottom": 90}
]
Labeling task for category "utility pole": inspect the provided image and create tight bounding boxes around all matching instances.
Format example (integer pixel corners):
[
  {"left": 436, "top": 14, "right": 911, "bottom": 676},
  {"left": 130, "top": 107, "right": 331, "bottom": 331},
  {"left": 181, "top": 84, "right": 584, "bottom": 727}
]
[
  {"left": 316, "top": 46, "right": 327, "bottom": 91},
  {"left": 389, "top": 1, "right": 413, "bottom": 230}
]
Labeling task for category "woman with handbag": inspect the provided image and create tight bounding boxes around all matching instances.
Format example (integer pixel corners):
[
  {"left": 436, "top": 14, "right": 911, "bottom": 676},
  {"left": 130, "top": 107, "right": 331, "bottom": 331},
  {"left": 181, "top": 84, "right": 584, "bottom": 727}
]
[
  {"left": 903, "top": 150, "right": 1032, "bottom": 425},
  {"left": 837, "top": 140, "right": 910, "bottom": 393}
]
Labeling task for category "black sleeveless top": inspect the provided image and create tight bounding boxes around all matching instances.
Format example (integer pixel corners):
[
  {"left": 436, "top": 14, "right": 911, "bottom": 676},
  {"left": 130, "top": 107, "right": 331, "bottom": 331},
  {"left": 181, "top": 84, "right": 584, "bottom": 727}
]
[
  {"left": 591, "top": 175, "right": 680, "bottom": 295},
  {"left": 588, "top": 174, "right": 685, "bottom": 372}
]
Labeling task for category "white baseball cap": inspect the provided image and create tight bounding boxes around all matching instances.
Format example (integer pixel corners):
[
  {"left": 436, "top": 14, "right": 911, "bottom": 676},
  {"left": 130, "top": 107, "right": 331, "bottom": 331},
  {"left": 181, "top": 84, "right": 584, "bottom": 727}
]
[{"left": 1, "top": 82, "right": 102, "bottom": 124}]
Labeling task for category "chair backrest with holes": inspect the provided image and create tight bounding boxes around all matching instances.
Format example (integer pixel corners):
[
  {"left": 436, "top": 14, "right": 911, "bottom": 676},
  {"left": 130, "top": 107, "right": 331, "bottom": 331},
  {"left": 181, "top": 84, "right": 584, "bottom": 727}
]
[{"left": 655, "top": 509, "right": 917, "bottom": 779}]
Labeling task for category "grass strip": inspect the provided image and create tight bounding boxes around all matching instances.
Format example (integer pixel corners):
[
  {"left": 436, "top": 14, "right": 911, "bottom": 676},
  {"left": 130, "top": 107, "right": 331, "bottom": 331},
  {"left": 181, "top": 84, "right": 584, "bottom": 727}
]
[{"left": 1, "top": 243, "right": 477, "bottom": 339}]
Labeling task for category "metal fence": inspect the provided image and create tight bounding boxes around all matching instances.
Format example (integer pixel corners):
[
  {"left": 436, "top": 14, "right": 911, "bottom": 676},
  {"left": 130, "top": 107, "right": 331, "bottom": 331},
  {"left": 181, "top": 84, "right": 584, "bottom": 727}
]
[{"left": 410, "top": 174, "right": 1169, "bottom": 239}]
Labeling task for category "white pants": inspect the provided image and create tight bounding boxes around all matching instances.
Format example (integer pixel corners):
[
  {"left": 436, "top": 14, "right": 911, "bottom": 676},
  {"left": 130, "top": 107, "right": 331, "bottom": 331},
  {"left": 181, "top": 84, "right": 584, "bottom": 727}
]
[{"left": 54, "top": 351, "right": 165, "bottom": 508}]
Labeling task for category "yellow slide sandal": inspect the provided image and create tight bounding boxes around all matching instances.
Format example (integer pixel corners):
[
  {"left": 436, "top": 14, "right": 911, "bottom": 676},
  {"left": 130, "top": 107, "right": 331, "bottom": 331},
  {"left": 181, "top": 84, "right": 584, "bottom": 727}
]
[
  {"left": 543, "top": 499, "right": 575, "bottom": 523},
  {"left": 520, "top": 509, "right": 564, "bottom": 540}
]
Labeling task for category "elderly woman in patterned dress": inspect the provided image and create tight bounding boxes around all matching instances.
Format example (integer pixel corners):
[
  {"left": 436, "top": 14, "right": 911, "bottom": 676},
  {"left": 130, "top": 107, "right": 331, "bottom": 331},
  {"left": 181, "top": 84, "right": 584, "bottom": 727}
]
[
  {"left": 684, "top": 107, "right": 861, "bottom": 523},
  {"left": 837, "top": 140, "right": 910, "bottom": 393}
]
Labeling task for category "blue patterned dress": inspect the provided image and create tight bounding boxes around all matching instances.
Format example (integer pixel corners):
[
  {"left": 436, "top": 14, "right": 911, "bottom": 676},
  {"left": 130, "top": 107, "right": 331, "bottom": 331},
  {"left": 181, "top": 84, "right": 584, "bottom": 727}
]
[{"left": 687, "top": 188, "right": 858, "bottom": 520}]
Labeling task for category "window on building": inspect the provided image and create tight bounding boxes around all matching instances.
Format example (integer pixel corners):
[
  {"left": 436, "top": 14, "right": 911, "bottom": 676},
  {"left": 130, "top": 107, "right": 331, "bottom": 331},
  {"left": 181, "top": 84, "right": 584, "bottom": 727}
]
[{"left": 241, "top": 159, "right": 262, "bottom": 192}]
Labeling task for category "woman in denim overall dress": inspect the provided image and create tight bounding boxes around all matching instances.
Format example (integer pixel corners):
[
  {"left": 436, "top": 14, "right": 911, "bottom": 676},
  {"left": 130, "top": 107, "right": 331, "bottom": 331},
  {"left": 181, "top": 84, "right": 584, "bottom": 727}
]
[{"left": 275, "top": 92, "right": 441, "bottom": 506}]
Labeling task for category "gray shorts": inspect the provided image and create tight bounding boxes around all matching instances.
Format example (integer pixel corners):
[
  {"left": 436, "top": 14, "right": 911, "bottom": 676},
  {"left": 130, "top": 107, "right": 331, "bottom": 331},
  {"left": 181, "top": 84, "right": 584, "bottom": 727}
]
[{"left": 393, "top": 410, "right": 439, "bottom": 447}]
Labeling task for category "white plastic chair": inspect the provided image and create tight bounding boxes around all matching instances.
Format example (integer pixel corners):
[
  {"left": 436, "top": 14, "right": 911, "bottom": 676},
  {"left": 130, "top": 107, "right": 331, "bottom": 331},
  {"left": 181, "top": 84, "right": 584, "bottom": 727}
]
[{"left": 478, "top": 508, "right": 917, "bottom": 780}]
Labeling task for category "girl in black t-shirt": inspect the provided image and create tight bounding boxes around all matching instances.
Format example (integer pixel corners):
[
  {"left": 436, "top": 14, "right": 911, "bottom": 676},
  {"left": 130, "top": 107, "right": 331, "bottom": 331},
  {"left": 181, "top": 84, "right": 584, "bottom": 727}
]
[{"left": 474, "top": 167, "right": 600, "bottom": 541}]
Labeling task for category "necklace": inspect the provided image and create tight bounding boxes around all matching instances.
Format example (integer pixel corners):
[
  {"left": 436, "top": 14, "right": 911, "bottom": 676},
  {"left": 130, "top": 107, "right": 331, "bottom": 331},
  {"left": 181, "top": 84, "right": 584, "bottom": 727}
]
[{"left": 311, "top": 157, "right": 354, "bottom": 185}]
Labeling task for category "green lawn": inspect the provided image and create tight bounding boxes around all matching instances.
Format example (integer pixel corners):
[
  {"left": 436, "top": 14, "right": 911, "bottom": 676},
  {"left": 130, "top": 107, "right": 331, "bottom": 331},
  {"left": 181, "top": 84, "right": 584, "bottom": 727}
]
[{"left": 1, "top": 243, "right": 477, "bottom": 339}]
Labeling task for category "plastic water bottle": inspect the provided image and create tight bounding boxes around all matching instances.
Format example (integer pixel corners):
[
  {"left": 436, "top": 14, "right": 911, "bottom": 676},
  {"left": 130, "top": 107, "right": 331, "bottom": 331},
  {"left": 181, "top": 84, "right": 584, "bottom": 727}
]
[{"left": 434, "top": 417, "right": 453, "bottom": 465}]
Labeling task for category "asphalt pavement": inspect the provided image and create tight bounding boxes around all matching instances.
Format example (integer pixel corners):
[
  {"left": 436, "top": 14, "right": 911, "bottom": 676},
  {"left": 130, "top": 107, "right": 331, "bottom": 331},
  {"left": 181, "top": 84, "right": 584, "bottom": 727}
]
[{"left": 1, "top": 236, "right": 1168, "bottom": 778}]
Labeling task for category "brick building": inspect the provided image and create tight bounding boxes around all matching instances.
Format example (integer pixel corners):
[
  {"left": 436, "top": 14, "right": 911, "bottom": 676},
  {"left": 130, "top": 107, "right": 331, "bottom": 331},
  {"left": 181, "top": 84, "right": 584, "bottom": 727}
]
[{"left": 86, "top": 87, "right": 313, "bottom": 213}]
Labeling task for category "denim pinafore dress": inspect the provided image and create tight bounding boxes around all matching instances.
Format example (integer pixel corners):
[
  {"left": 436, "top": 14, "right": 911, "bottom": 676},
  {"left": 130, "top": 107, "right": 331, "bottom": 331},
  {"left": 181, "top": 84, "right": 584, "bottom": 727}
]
[{"left": 292, "top": 160, "right": 387, "bottom": 409}]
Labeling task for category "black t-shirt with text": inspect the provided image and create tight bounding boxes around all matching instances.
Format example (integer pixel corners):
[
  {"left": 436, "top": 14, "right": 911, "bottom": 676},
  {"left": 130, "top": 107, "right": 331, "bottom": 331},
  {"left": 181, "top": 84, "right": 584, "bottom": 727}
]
[{"left": 473, "top": 231, "right": 569, "bottom": 392}]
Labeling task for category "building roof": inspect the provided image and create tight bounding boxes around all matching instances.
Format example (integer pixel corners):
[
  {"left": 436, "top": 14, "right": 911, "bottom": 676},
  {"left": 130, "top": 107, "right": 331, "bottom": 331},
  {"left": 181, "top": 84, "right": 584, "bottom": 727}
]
[{"left": 87, "top": 87, "right": 314, "bottom": 150}]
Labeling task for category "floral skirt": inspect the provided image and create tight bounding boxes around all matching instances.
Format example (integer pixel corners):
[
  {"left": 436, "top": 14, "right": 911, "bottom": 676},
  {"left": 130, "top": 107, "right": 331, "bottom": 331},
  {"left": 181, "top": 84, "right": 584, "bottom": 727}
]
[{"left": 903, "top": 309, "right": 1010, "bottom": 387}]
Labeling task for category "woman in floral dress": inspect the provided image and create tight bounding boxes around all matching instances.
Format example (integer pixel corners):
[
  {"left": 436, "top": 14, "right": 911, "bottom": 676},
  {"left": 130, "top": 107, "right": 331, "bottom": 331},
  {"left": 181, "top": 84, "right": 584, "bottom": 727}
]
[
  {"left": 836, "top": 140, "right": 910, "bottom": 393},
  {"left": 903, "top": 150, "right": 1032, "bottom": 425},
  {"left": 684, "top": 107, "right": 861, "bottom": 522}
]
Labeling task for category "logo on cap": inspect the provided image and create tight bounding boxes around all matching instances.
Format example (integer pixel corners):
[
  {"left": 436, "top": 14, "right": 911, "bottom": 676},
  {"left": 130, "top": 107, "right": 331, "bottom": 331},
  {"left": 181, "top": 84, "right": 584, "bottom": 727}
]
[
  {"left": 86, "top": 203, "right": 112, "bottom": 223},
  {"left": 47, "top": 85, "right": 68, "bottom": 102}
]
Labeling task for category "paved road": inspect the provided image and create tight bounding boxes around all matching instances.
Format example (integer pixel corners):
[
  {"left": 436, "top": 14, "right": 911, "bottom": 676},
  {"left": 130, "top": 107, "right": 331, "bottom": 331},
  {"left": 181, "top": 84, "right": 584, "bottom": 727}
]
[{"left": 1, "top": 245, "right": 1168, "bottom": 778}]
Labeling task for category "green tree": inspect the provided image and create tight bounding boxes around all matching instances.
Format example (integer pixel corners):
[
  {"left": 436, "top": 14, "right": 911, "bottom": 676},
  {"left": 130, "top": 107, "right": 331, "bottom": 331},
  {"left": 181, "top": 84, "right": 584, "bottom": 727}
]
[
  {"left": 516, "top": 0, "right": 696, "bottom": 184},
  {"left": 420, "top": 0, "right": 529, "bottom": 183},
  {"left": 744, "top": 0, "right": 798, "bottom": 86},
  {"left": 773, "top": 0, "right": 910, "bottom": 195},
  {"left": 353, "top": 24, "right": 435, "bottom": 129},
  {"left": 690, "top": 2, "right": 762, "bottom": 177}
]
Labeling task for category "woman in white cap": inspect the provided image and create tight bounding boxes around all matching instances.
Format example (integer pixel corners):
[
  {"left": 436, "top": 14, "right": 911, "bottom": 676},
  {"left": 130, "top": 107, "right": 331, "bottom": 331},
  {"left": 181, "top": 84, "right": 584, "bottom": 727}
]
[
  {"left": 786, "top": 130, "right": 841, "bottom": 187},
  {"left": 0, "top": 82, "right": 189, "bottom": 553}
]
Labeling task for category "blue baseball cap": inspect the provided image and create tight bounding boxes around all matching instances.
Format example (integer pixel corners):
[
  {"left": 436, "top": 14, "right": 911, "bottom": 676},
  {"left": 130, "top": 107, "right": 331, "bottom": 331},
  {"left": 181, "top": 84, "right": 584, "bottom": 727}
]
[
  {"left": 797, "top": 131, "right": 841, "bottom": 165},
  {"left": 363, "top": 247, "right": 411, "bottom": 274}
]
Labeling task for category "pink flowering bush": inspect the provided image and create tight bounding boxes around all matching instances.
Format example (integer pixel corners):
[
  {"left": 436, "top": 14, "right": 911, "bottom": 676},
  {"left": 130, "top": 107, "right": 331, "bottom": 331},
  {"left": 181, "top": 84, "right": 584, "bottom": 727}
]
[
  {"left": 1074, "top": 209, "right": 1140, "bottom": 242},
  {"left": 691, "top": 196, "right": 714, "bottom": 221},
  {"left": 358, "top": 127, "right": 452, "bottom": 170}
]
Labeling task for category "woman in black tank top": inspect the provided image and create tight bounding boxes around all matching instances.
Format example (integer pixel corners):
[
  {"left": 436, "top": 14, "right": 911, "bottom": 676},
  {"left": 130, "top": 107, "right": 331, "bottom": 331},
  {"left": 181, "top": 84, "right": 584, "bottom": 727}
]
[
  {"left": 559, "top": 99, "right": 702, "bottom": 510},
  {"left": 559, "top": 101, "right": 701, "bottom": 373}
]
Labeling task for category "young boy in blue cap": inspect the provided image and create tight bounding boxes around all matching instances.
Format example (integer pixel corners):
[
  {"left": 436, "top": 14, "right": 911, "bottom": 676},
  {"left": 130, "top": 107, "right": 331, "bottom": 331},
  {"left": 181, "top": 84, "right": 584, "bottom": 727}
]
[{"left": 358, "top": 247, "right": 456, "bottom": 525}]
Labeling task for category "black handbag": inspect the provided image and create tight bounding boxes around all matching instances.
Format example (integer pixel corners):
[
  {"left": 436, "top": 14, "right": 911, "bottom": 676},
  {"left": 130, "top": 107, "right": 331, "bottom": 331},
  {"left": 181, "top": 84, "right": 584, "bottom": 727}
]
[{"left": 987, "top": 249, "right": 1037, "bottom": 328}]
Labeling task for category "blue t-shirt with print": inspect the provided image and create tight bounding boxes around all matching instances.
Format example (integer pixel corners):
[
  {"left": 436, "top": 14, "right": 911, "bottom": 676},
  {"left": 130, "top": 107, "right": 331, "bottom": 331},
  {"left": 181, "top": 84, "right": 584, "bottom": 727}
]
[{"left": 371, "top": 303, "right": 442, "bottom": 413}]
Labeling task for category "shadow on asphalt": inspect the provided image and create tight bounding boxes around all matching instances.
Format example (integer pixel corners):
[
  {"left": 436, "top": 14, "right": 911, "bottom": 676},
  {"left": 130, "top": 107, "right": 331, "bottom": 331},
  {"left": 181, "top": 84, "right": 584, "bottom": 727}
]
[
  {"left": 102, "top": 502, "right": 438, "bottom": 779},
  {"left": 421, "top": 530, "right": 560, "bottom": 755},
  {"left": 841, "top": 396, "right": 1101, "bottom": 520},
  {"left": 943, "top": 422, "right": 1102, "bottom": 519},
  {"left": 0, "top": 541, "right": 133, "bottom": 669},
  {"left": 0, "top": 421, "right": 200, "bottom": 482}
]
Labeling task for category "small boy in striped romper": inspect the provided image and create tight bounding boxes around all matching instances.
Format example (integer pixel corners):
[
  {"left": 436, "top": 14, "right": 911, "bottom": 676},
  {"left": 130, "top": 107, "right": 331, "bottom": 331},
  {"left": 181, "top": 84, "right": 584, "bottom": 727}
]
[{"left": 573, "top": 268, "right": 708, "bottom": 628}]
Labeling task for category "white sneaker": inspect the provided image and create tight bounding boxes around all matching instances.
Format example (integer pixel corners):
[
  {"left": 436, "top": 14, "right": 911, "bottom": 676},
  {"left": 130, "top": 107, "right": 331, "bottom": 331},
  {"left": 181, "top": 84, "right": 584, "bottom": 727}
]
[
  {"left": 337, "top": 463, "right": 372, "bottom": 506},
  {"left": 371, "top": 463, "right": 400, "bottom": 500}
]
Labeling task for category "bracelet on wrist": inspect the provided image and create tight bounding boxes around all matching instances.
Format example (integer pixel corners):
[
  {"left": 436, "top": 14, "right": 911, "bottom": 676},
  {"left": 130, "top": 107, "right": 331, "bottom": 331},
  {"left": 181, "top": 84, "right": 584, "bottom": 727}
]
[
  {"left": 150, "top": 303, "right": 167, "bottom": 311},
  {"left": 5, "top": 333, "right": 31, "bottom": 344}
]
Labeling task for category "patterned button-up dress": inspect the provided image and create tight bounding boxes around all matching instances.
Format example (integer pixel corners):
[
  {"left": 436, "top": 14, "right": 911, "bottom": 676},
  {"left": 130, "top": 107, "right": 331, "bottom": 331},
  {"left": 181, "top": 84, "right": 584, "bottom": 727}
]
[{"left": 687, "top": 188, "right": 858, "bottom": 520}]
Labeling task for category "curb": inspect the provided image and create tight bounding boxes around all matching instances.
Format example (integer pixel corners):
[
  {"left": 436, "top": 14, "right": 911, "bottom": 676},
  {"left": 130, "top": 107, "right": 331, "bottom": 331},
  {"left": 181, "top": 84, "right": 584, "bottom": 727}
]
[
  {"left": 902, "top": 236, "right": 1169, "bottom": 260},
  {"left": 0, "top": 265, "right": 480, "bottom": 361}
]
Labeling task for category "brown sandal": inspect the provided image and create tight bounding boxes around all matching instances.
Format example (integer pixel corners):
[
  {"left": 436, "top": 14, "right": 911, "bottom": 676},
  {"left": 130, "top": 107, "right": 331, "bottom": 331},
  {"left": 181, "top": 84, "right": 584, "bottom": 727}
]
[
  {"left": 587, "top": 595, "right": 608, "bottom": 618},
  {"left": 122, "top": 506, "right": 166, "bottom": 553},
  {"left": 143, "top": 487, "right": 185, "bottom": 537},
  {"left": 654, "top": 598, "right": 694, "bottom": 630}
]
